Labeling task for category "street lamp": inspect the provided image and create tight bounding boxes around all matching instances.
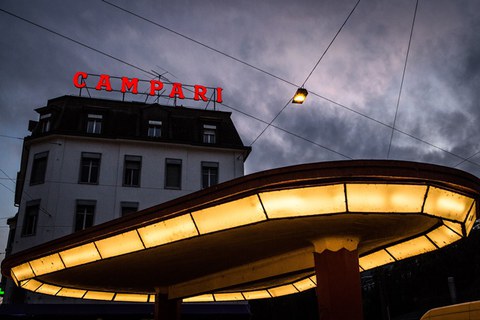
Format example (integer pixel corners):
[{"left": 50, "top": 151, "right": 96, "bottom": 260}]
[{"left": 292, "top": 87, "right": 308, "bottom": 104}]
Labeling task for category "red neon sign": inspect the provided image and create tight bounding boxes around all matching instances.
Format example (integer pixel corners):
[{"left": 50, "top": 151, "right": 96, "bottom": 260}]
[{"left": 73, "top": 71, "right": 223, "bottom": 103}]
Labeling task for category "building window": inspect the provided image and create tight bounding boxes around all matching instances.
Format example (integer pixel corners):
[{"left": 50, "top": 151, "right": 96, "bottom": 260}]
[
  {"left": 75, "top": 200, "right": 95, "bottom": 232},
  {"left": 121, "top": 201, "right": 139, "bottom": 216},
  {"left": 165, "top": 158, "right": 182, "bottom": 189},
  {"left": 202, "top": 162, "right": 219, "bottom": 189},
  {"left": 22, "top": 200, "right": 40, "bottom": 236},
  {"left": 202, "top": 124, "right": 217, "bottom": 144},
  {"left": 124, "top": 155, "right": 141, "bottom": 187},
  {"left": 39, "top": 113, "right": 52, "bottom": 133},
  {"left": 86, "top": 114, "right": 103, "bottom": 134},
  {"left": 148, "top": 120, "right": 162, "bottom": 138},
  {"left": 30, "top": 151, "right": 48, "bottom": 185},
  {"left": 79, "top": 152, "right": 101, "bottom": 184}
]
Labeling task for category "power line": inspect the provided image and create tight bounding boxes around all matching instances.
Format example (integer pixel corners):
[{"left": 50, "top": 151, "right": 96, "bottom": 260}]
[
  {"left": 387, "top": 0, "right": 419, "bottom": 158},
  {"left": 301, "top": 0, "right": 361, "bottom": 88},
  {"left": 0, "top": 8, "right": 155, "bottom": 78},
  {"left": 0, "top": 134, "right": 24, "bottom": 141},
  {"left": 100, "top": 0, "right": 298, "bottom": 88},
  {"left": 1, "top": 5, "right": 478, "bottom": 168},
  {"left": 221, "top": 101, "right": 352, "bottom": 160},
  {"left": 250, "top": 0, "right": 360, "bottom": 147}
]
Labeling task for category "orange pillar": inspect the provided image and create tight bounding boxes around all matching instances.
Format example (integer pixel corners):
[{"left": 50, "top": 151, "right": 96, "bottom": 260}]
[
  {"left": 154, "top": 292, "right": 181, "bottom": 320},
  {"left": 314, "top": 248, "right": 363, "bottom": 320}
]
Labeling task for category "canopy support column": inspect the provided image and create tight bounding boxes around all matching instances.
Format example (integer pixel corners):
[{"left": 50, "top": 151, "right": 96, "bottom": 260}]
[
  {"left": 154, "top": 290, "right": 181, "bottom": 320},
  {"left": 313, "top": 238, "right": 363, "bottom": 320}
]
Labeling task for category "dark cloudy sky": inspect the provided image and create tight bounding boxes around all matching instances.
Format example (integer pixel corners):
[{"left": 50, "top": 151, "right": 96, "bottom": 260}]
[{"left": 1, "top": 0, "right": 480, "bottom": 263}]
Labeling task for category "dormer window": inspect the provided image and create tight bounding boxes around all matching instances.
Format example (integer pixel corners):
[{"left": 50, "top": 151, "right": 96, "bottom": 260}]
[
  {"left": 39, "top": 113, "right": 52, "bottom": 133},
  {"left": 86, "top": 114, "right": 102, "bottom": 134},
  {"left": 148, "top": 120, "right": 162, "bottom": 138},
  {"left": 203, "top": 124, "right": 217, "bottom": 144}
]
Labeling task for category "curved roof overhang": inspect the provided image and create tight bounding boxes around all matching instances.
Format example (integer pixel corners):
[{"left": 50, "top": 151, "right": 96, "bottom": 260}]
[{"left": 2, "top": 160, "right": 479, "bottom": 303}]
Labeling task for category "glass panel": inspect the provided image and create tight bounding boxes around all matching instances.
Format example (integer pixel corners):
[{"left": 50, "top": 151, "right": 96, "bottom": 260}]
[
  {"left": 56, "top": 287, "right": 87, "bottom": 298},
  {"left": 242, "top": 290, "right": 271, "bottom": 300},
  {"left": 36, "top": 283, "right": 62, "bottom": 295},
  {"left": 347, "top": 184, "right": 427, "bottom": 213},
  {"left": 83, "top": 291, "right": 115, "bottom": 301},
  {"left": 59, "top": 243, "right": 101, "bottom": 268},
  {"left": 11, "top": 262, "right": 35, "bottom": 281},
  {"left": 423, "top": 187, "right": 474, "bottom": 221},
  {"left": 427, "top": 225, "right": 462, "bottom": 248},
  {"left": 214, "top": 293, "right": 245, "bottom": 301},
  {"left": 464, "top": 202, "right": 476, "bottom": 236},
  {"left": 165, "top": 160, "right": 182, "bottom": 189},
  {"left": 268, "top": 284, "right": 298, "bottom": 297},
  {"left": 95, "top": 231, "right": 144, "bottom": 259},
  {"left": 21, "top": 279, "right": 43, "bottom": 292},
  {"left": 359, "top": 250, "right": 395, "bottom": 270},
  {"left": 260, "top": 185, "right": 346, "bottom": 218},
  {"left": 29, "top": 253, "right": 65, "bottom": 276},
  {"left": 183, "top": 294, "right": 214, "bottom": 302},
  {"left": 114, "top": 293, "right": 149, "bottom": 302},
  {"left": 293, "top": 278, "right": 316, "bottom": 292},
  {"left": 386, "top": 236, "right": 436, "bottom": 260},
  {"left": 137, "top": 214, "right": 198, "bottom": 248},
  {"left": 191, "top": 195, "right": 266, "bottom": 234},
  {"left": 443, "top": 220, "right": 463, "bottom": 236}
]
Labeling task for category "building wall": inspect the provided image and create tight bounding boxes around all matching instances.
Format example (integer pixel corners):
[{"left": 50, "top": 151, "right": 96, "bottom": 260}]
[
  {"left": 4, "top": 96, "right": 250, "bottom": 304},
  {"left": 12, "top": 135, "right": 245, "bottom": 254}
]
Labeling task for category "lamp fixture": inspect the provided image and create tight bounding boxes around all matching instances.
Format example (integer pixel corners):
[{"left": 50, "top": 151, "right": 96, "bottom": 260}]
[{"left": 292, "top": 87, "right": 308, "bottom": 104}]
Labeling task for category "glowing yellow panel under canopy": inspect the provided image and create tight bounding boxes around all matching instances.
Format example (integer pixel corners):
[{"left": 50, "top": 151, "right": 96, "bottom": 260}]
[
  {"left": 29, "top": 253, "right": 65, "bottom": 276},
  {"left": 427, "top": 225, "right": 462, "bottom": 248},
  {"left": 293, "top": 278, "right": 316, "bottom": 291},
  {"left": 464, "top": 202, "right": 477, "bottom": 236},
  {"left": 347, "top": 184, "right": 427, "bottom": 213},
  {"left": 137, "top": 214, "right": 198, "bottom": 248},
  {"left": 83, "top": 291, "right": 115, "bottom": 301},
  {"left": 36, "top": 283, "right": 62, "bottom": 295},
  {"left": 386, "top": 236, "right": 436, "bottom": 260},
  {"left": 11, "top": 262, "right": 35, "bottom": 282},
  {"left": 259, "top": 184, "right": 346, "bottom": 218},
  {"left": 21, "top": 279, "right": 43, "bottom": 292},
  {"left": 214, "top": 293, "right": 245, "bottom": 301},
  {"left": 242, "top": 290, "right": 271, "bottom": 300},
  {"left": 183, "top": 294, "right": 214, "bottom": 302},
  {"left": 424, "top": 187, "right": 473, "bottom": 222},
  {"left": 268, "top": 284, "right": 298, "bottom": 297},
  {"left": 59, "top": 242, "right": 101, "bottom": 268},
  {"left": 95, "top": 230, "right": 144, "bottom": 259},
  {"left": 114, "top": 293, "right": 149, "bottom": 302},
  {"left": 191, "top": 195, "right": 266, "bottom": 234},
  {"left": 359, "top": 250, "right": 395, "bottom": 271},
  {"left": 56, "top": 287, "right": 87, "bottom": 298}
]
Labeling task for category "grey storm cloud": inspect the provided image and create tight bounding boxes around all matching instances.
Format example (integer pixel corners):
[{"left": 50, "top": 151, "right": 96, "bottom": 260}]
[{"left": 2, "top": 0, "right": 480, "bottom": 262}]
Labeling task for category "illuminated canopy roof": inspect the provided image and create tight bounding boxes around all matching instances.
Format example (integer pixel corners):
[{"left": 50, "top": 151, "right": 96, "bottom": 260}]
[{"left": 2, "top": 160, "right": 479, "bottom": 303}]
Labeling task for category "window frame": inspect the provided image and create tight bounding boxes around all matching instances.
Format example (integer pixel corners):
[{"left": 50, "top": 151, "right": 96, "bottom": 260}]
[
  {"left": 39, "top": 113, "right": 52, "bottom": 133},
  {"left": 86, "top": 114, "right": 103, "bottom": 134},
  {"left": 30, "top": 151, "right": 49, "bottom": 185},
  {"left": 22, "top": 200, "right": 40, "bottom": 237},
  {"left": 121, "top": 201, "right": 139, "bottom": 217},
  {"left": 201, "top": 161, "right": 219, "bottom": 189},
  {"left": 74, "top": 200, "right": 96, "bottom": 232},
  {"left": 79, "top": 152, "right": 101, "bottom": 185},
  {"left": 202, "top": 124, "right": 217, "bottom": 144},
  {"left": 147, "top": 120, "right": 162, "bottom": 138},
  {"left": 165, "top": 158, "right": 182, "bottom": 190},
  {"left": 123, "top": 155, "right": 142, "bottom": 187}
]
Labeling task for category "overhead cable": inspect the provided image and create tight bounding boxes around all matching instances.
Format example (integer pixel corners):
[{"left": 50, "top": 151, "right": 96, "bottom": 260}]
[{"left": 387, "top": 0, "right": 419, "bottom": 158}]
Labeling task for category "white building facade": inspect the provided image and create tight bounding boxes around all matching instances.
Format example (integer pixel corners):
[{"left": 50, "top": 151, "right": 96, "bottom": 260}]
[{"left": 4, "top": 95, "right": 250, "bottom": 303}]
